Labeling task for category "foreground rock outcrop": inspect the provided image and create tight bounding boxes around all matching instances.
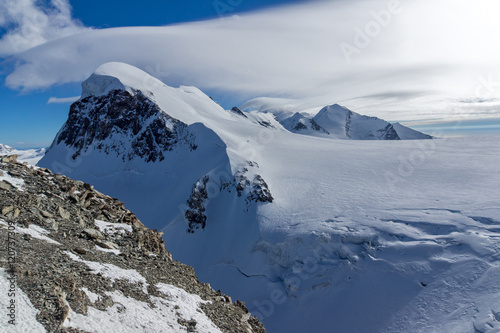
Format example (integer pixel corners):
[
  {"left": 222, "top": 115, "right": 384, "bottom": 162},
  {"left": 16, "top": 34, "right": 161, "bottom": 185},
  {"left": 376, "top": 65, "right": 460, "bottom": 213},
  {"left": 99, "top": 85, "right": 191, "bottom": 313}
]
[{"left": 0, "top": 155, "right": 266, "bottom": 333}]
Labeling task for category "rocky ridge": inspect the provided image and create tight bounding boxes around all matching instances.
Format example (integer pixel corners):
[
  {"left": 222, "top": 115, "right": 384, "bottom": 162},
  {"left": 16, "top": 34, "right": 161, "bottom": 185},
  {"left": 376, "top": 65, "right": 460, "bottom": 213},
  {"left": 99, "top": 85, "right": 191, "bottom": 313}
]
[
  {"left": 55, "top": 89, "right": 197, "bottom": 162},
  {"left": 0, "top": 155, "right": 266, "bottom": 333}
]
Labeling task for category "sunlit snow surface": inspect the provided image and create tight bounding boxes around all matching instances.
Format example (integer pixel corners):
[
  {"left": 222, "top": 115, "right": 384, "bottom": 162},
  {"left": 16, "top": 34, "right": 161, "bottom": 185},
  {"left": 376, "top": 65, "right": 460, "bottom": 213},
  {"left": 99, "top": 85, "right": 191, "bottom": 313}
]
[
  {"left": 39, "top": 64, "right": 500, "bottom": 333},
  {"left": 64, "top": 282, "right": 222, "bottom": 333},
  {"left": 0, "top": 268, "right": 47, "bottom": 332},
  {"left": 185, "top": 134, "right": 500, "bottom": 333},
  {"left": 63, "top": 249, "right": 221, "bottom": 333},
  {"left": 64, "top": 251, "right": 148, "bottom": 293},
  {"left": 0, "top": 219, "right": 61, "bottom": 245},
  {"left": 94, "top": 219, "right": 133, "bottom": 235}
]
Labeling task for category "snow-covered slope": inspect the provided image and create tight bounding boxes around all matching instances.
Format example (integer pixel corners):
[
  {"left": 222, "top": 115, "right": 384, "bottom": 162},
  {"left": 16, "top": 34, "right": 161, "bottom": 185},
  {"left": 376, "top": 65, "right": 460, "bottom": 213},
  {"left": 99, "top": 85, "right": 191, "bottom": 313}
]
[
  {"left": 0, "top": 144, "right": 46, "bottom": 165},
  {"left": 39, "top": 63, "right": 500, "bottom": 333},
  {"left": 392, "top": 122, "right": 434, "bottom": 140}
]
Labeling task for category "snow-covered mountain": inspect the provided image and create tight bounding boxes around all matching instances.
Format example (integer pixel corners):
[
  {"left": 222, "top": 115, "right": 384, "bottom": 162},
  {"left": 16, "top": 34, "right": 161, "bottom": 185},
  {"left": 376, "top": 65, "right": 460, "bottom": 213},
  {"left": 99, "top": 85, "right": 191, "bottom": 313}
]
[
  {"left": 282, "top": 104, "right": 395, "bottom": 139},
  {"left": 39, "top": 62, "right": 500, "bottom": 333},
  {"left": 244, "top": 102, "right": 432, "bottom": 140},
  {"left": 0, "top": 144, "right": 46, "bottom": 165}
]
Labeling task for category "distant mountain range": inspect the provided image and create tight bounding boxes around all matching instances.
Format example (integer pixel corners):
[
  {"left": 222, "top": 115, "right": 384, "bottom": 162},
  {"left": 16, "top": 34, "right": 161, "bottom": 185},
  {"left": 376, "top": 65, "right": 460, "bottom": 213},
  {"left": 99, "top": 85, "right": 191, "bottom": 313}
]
[{"left": 232, "top": 102, "right": 433, "bottom": 141}]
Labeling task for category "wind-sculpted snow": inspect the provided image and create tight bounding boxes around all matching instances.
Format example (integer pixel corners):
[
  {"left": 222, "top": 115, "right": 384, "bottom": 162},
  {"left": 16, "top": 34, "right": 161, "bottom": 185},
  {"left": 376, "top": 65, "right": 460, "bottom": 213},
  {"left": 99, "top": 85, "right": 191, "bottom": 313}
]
[
  {"left": 39, "top": 63, "right": 500, "bottom": 333},
  {"left": 241, "top": 207, "right": 500, "bottom": 333}
]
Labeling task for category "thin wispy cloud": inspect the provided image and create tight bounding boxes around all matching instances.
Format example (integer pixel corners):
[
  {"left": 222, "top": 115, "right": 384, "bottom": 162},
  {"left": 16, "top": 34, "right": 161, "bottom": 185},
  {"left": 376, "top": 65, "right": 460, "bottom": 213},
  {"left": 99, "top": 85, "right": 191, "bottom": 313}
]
[
  {"left": 1, "top": 0, "right": 500, "bottom": 121},
  {"left": 47, "top": 95, "right": 80, "bottom": 104}
]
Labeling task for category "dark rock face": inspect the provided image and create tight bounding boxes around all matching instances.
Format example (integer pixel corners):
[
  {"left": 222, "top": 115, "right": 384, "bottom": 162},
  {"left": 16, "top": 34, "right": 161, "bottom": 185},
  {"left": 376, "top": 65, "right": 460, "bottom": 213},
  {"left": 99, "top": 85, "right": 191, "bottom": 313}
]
[
  {"left": 344, "top": 112, "right": 352, "bottom": 138},
  {"left": 293, "top": 121, "right": 308, "bottom": 131},
  {"left": 230, "top": 107, "right": 248, "bottom": 118},
  {"left": 0, "top": 157, "right": 267, "bottom": 333},
  {"left": 377, "top": 124, "right": 400, "bottom": 140},
  {"left": 257, "top": 120, "right": 275, "bottom": 129},
  {"left": 184, "top": 168, "right": 274, "bottom": 232},
  {"left": 55, "top": 89, "right": 196, "bottom": 162},
  {"left": 310, "top": 118, "right": 329, "bottom": 134},
  {"left": 248, "top": 175, "right": 273, "bottom": 204},
  {"left": 235, "top": 171, "right": 273, "bottom": 204},
  {"left": 185, "top": 176, "right": 210, "bottom": 233}
]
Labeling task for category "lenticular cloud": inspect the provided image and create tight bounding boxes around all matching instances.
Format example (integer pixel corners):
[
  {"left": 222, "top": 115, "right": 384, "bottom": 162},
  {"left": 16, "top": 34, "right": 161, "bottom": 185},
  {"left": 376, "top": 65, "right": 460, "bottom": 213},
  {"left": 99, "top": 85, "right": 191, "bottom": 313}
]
[{"left": 2, "top": 0, "right": 500, "bottom": 121}]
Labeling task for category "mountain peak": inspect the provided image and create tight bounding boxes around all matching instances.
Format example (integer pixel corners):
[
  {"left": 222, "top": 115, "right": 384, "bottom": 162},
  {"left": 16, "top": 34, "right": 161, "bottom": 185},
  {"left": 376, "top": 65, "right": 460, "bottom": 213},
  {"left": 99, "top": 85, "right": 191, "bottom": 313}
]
[
  {"left": 314, "top": 103, "right": 352, "bottom": 122},
  {"left": 81, "top": 62, "right": 165, "bottom": 98},
  {"left": 320, "top": 103, "right": 350, "bottom": 113}
]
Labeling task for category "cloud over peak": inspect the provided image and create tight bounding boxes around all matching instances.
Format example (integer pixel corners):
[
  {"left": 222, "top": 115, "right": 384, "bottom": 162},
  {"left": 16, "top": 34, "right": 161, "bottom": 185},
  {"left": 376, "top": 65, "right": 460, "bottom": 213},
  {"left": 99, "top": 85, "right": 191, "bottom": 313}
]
[{"left": 1, "top": 0, "right": 500, "bottom": 121}]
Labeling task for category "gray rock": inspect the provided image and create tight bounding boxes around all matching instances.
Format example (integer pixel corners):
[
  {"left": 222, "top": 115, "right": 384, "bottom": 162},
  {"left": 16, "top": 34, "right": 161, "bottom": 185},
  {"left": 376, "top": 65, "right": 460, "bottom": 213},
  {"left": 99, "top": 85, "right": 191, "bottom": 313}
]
[
  {"left": 8, "top": 170, "right": 22, "bottom": 177},
  {"left": 29, "top": 206, "right": 42, "bottom": 216},
  {"left": 1, "top": 205, "right": 14, "bottom": 216},
  {"left": 73, "top": 247, "right": 88, "bottom": 255},
  {"left": 95, "top": 240, "right": 119, "bottom": 250},
  {"left": 1, "top": 154, "right": 18, "bottom": 163},
  {"left": 58, "top": 206, "right": 71, "bottom": 220},
  {"left": 40, "top": 210, "right": 54, "bottom": 218},
  {"left": 0, "top": 181, "right": 12, "bottom": 191},
  {"left": 82, "top": 228, "right": 104, "bottom": 240}
]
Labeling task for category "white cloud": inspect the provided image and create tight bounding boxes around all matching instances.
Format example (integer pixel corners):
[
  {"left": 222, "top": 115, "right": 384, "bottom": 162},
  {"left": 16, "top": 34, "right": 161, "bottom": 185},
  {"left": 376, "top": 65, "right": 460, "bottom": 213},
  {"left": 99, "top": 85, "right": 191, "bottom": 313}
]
[
  {"left": 47, "top": 95, "right": 80, "bottom": 104},
  {"left": 2, "top": 0, "right": 500, "bottom": 121},
  {"left": 0, "top": 0, "right": 90, "bottom": 56}
]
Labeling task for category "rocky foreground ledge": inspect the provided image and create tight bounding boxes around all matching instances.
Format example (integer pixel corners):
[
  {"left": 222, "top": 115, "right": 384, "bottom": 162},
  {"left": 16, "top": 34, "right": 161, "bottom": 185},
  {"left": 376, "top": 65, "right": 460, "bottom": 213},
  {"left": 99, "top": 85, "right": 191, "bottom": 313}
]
[{"left": 0, "top": 155, "right": 266, "bottom": 333}]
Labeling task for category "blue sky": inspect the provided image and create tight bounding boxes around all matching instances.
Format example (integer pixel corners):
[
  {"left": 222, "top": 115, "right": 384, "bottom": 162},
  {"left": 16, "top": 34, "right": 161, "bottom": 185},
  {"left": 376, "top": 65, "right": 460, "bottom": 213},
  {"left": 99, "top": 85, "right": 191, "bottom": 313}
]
[
  {"left": 71, "top": 0, "right": 306, "bottom": 28},
  {"left": 1, "top": 0, "right": 500, "bottom": 148}
]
